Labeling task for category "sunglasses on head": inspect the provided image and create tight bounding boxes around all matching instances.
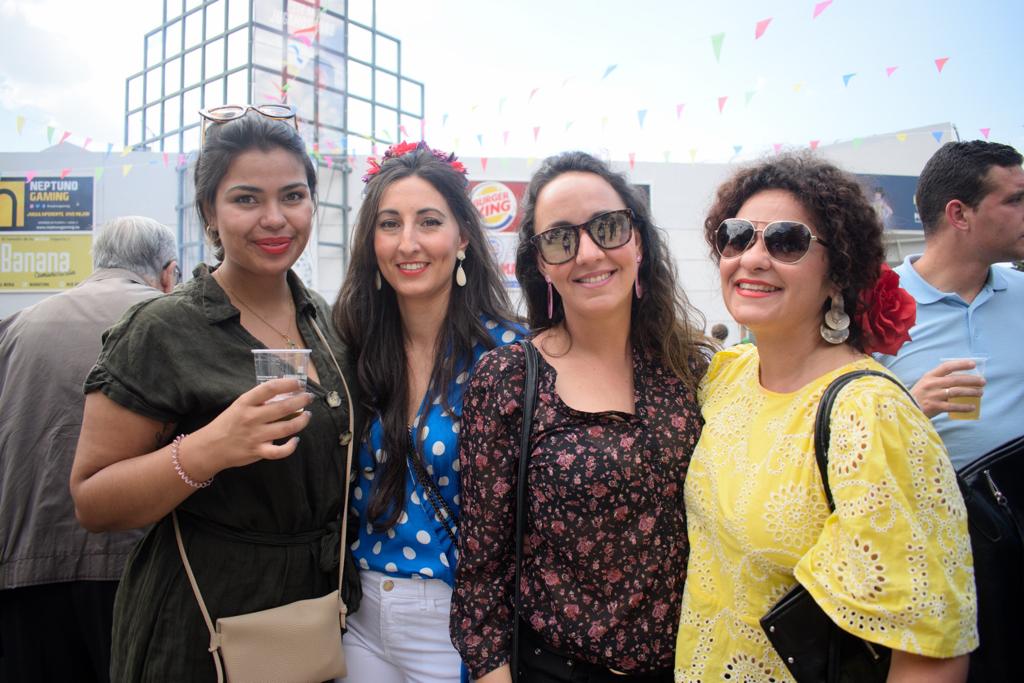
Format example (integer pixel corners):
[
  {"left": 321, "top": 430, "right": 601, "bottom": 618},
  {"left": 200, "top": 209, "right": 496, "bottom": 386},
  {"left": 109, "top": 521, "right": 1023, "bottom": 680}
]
[
  {"left": 530, "top": 209, "right": 635, "bottom": 265},
  {"left": 198, "top": 104, "right": 299, "bottom": 146},
  {"left": 715, "top": 218, "right": 828, "bottom": 264}
]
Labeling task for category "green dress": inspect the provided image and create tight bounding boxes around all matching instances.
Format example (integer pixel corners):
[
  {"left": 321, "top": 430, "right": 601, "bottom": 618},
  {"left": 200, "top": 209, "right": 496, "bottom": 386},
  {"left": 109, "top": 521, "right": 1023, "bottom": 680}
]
[{"left": 85, "top": 266, "right": 361, "bottom": 682}]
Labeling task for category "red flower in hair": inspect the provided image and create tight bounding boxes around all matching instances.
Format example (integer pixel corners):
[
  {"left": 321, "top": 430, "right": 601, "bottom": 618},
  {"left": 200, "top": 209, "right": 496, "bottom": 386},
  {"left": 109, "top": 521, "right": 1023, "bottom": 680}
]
[{"left": 857, "top": 264, "right": 916, "bottom": 355}]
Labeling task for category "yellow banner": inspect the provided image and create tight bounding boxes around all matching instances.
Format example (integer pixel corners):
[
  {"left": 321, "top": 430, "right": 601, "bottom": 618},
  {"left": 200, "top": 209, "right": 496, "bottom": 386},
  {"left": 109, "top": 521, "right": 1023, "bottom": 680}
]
[{"left": 0, "top": 233, "right": 93, "bottom": 291}]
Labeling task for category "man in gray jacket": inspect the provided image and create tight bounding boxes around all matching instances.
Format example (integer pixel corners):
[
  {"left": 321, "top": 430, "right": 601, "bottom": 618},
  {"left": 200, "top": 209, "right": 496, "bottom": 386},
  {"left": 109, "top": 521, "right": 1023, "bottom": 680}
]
[{"left": 0, "top": 216, "right": 178, "bottom": 682}]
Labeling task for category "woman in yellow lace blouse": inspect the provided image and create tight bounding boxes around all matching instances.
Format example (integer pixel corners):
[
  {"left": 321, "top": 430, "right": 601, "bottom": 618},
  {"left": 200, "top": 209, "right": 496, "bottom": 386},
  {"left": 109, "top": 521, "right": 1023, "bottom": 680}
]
[{"left": 675, "top": 155, "right": 978, "bottom": 682}]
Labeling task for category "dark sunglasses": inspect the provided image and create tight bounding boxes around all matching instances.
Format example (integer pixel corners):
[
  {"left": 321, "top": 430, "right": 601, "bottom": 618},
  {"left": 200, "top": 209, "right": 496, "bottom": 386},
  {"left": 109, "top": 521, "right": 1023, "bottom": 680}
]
[
  {"left": 715, "top": 218, "right": 828, "bottom": 264},
  {"left": 530, "top": 209, "right": 635, "bottom": 265},
  {"left": 198, "top": 104, "right": 298, "bottom": 146}
]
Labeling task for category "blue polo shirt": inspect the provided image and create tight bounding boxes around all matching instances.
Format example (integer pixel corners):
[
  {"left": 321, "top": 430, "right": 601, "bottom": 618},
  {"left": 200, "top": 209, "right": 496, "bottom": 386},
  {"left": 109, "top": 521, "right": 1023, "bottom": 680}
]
[{"left": 874, "top": 255, "right": 1024, "bottom": 470}]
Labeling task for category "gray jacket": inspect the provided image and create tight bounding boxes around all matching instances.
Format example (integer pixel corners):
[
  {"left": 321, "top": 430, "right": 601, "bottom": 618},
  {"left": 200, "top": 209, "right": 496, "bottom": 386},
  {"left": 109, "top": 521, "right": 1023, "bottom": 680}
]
[{"left": 0, "top": 268, "right": 163, "bottom": 588}]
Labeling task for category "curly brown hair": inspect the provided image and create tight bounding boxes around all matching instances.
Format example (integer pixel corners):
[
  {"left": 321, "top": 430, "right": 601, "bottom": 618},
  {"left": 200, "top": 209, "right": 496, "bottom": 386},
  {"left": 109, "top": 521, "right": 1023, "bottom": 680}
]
[
  {"left": 703, "top": 153, "right": 885, "bottom": 351},
  {"left": 517, "top": 151, "right": 711, "bottom": 388}
]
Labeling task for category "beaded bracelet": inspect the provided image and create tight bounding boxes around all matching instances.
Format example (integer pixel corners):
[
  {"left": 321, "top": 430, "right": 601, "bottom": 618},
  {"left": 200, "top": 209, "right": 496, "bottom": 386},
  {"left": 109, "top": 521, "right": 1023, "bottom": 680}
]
[{"left": 170, "top": 433, "right": 213, "bottom": 489}]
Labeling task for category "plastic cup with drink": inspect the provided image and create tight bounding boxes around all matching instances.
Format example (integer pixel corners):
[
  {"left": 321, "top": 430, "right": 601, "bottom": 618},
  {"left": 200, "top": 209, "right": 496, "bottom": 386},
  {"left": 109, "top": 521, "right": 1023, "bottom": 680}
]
[
  {"left": 940, "top": 356, "right": 987, "bottom": 421},
  {"left": 252, "top": 349, "right": 311, "bottom": 419}
]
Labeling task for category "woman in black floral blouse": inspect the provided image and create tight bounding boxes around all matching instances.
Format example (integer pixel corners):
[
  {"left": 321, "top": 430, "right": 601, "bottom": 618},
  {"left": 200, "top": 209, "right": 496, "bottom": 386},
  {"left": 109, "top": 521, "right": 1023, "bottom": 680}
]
[{"left": 451, "top": 152, "right": 710, "bottom": 682}]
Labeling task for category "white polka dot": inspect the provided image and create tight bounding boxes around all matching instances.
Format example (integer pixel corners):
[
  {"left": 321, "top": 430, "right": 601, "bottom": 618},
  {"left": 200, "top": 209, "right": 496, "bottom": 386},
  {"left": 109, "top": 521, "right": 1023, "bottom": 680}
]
[
  {"left": 385, "top": 562, "right": 398, "bottom": 573},
  {"left": 351, "top": 539, "right": 360, "bottom": 551},
  {"left": 353, "top": 487, "right": 363, "bottom": 500},
  {"left": 416, "top": 530, "right": 431, "bottom": 544},
  {"left": 485, "top": 319, "right": 498, "bottom": 329},
  {"left": 398, "top": 511, "right": 409, "bottom": 524},
  {"left": 420, "top": 567, "right": 434, "bottom": 577},
  {"left": 453, "top": 494, "right": 461, "bottom": 505},
  {"left": 372, "top": 541, "right": 382, "bottom": 555},
  {"left": 439, "top": 553, "right": 450, "bottom": 567},
  {"left": 455, "top": 371, "right": 469, "bottom": 385},
  {"left": 386, "top": 528, "right": 396, "bottom": 539},
  {"left": 374, "top": 449, "right": 384, "bottom": 463},
  {"left": 403, "top": 546, "right": 417, "bottom": 560},
  {"left": 365, "top": 523, "right": 374, "bottom": 534},
  {"left": 501, "top": 330, "right": 516, "bottom": 343},
  {"left": 427, "top": 464, "right": 434, "bottom": 475},
  {"left": 358, "top": 558, "right": 369, "bottom": 570},
  {"left": 432, "top": 441, "right": 446, "bottom": 455},
  {"left": 362, "top": 467, "right": 375, "bottom": 481},
  {"left": 438, "top": 476, "right": 450, "bottom": 486},
  {"left": 454, "top": 548, "right": 460, "bottom": 562},
  {"left": 451, "top": 421, "right": 460, "bottom": 434},
  {"left": 451, "top": 459, "right": 461, "bottom": 472},
  {"left": 411, "top": 490, "right": 421, "bottom": 505},
  {"left": 421, "top": 426, "right": 430, "bottom": 439}
]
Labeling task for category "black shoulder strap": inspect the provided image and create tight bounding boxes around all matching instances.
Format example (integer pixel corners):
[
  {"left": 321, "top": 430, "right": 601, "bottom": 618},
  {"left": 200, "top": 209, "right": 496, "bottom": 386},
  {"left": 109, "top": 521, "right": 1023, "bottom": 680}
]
[
  {"left": 511, "top": 340, "right": 540, "bottom": 678},
  {"left": 813, "top": 369, "right": 914, "bottom": 511}
]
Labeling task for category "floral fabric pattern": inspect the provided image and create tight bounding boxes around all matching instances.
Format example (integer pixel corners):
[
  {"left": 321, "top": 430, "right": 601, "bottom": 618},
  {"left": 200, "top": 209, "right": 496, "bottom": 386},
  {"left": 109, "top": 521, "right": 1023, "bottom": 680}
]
[
  {"left": 452, "top": 343, "right": 704, "bottom": 679},
  {"left": 674, "top": 345, "right": 978, "bottom": 683}
]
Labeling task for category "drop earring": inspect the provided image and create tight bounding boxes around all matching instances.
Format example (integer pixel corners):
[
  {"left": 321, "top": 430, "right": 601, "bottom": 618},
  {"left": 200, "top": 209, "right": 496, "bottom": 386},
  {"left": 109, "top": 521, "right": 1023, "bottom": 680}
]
[
  {"left": 634, "top": 253, "right": 644, "bottom": 299},
  {"left": 455, "top": 249, "right": 467, "bottom": 287},
  {"left": 820, "top": 292, "right": 850, "bottom": 344},
  {"left": 374, "top": 269, "right": 382, "bottom": 291},
  {"left": 545, "top": 275, "right": 554, "bottom": 320}
]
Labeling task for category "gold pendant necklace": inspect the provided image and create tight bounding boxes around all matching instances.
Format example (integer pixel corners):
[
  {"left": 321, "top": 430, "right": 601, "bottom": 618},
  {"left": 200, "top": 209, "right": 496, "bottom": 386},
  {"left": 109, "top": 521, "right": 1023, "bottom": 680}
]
[{"left": 223, "top": 284, "right": 298, "bottom": 349}]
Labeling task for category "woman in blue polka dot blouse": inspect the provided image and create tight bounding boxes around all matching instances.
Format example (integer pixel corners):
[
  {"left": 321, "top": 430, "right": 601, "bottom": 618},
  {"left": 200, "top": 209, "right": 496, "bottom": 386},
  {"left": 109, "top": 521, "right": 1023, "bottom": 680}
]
[{"left": 334, "top": 142, "right": 524, "bottom": 683}]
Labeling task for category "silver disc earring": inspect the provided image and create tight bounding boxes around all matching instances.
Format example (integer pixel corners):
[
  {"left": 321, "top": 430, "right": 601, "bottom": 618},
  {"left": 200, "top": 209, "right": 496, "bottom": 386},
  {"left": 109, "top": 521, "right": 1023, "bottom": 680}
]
[
  {"left": 455, "top": 249, "right": 467, "bottom": 287},
  {"left": 820, "top": 292, "right": 850, "bottom": 344}
]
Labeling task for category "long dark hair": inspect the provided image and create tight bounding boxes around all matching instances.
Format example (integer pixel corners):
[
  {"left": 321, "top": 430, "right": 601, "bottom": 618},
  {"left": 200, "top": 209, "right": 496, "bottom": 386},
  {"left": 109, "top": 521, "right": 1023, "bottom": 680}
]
[
  {"left": 334, "top": 145, "right": 516, "bottom": 530},
  {"left": 515, "top": 151, "right": 710, "bottom": 388},
  {"left": 194, "top": 111, "right": 317, "bottom": 261},
  {"left": 703, "top": 153, "right": 885, "bottom": 352}
]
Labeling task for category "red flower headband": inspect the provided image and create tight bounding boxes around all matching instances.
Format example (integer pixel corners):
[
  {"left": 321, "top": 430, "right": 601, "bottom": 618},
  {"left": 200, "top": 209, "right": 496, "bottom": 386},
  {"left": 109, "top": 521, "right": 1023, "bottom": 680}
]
[
  {"left": 361, "top": 140, "right": 467, "bottom": 184},
  {"left": 856, "top": 264, "right": 916, "bottom": 355}
]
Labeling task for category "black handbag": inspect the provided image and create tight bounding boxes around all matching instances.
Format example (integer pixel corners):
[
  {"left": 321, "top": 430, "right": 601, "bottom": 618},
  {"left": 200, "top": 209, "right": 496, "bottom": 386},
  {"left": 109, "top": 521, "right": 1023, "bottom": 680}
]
[
  {"left": 760, "top": 370, "right": 907, "bottom": 683},
  {"left": 511, "top": 340, "right": 541, "bottom": 680},
  {"left": 956, "top": 433, "right": 1024, "bottom": 682}
]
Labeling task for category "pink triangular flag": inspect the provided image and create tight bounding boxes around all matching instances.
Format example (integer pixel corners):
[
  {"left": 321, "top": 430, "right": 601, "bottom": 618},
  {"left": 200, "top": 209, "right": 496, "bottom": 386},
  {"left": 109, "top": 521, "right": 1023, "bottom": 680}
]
[
  {"left": 481, "top": 158, "right": 488, "bottom": 172},
  {"left": 26, "top": 171, "right": 37, "bottom": 183},
  {"left": 529, "top": 87, "right": 539, "bottom": 101},
  {"left": 83, "top": 137, "right": 92, "bottom": 149},
  {"left": 503, "top": 131, "right": 510, "bottom": 145},
  {"left": 399, "top": 125, "right": 408, "bottom": 137},
  {"left": 59, "top": 168, "right": 71, "bottom": 179},
  {"left": 773, "top": 143, "right": 782, "bottom": 153},
  {"left": 628, "top": 152, "right": 636, "bottom": 170},
  {"left": 59, "top": 131, "right": 72, "bottom": 145},
  {"left": 809, "top": 140, "right": 820, "bottom": 150},
  {"left": 325, "top": 156, "right": 333, "bottom": 169},
  {"left": 885, "top": 66, "right": 898, "bottom": 77},
  {"left": 675, "top": 103, "right": 685, "bottom": 119},
  {"left": 980, "top": 128, "right": 991, "bottom": 140},
  {"left": 935, "top": 57, "right": 949, "bottom": 73},
  {"left": 178, "top": 153, "right": 187, "bottom": 167},
  {"left": 755, "top": 18, "right": 772, "bottom": 40},
  {"left": 533, "top": 126, "right": 540, "bottom": 142},
  {"left": 812, "top": 0, "right": 832, "bottom": 19},
  {"left": 717, "top": 96, "right": 728, "bottom": 113},
  {"left": 162, "top": 152, "right": 169, "bottom": 166}
]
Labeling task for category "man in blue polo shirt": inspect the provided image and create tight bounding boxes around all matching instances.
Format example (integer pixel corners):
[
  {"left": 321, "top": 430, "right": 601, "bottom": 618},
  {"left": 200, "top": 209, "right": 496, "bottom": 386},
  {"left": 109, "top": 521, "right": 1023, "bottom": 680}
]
[{"left": 875, "top": 140, "right": 1024, "bottom": 470}]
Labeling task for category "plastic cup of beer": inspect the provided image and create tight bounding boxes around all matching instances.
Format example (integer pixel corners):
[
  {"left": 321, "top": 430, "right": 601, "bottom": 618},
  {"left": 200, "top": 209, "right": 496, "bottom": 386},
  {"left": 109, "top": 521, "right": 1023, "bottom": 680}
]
[
  {"left": 940, "top": 356, "right": 987, "bottom": 421},
  {"left": 252, "top": 349, "right": 311, "bottom": 417}
]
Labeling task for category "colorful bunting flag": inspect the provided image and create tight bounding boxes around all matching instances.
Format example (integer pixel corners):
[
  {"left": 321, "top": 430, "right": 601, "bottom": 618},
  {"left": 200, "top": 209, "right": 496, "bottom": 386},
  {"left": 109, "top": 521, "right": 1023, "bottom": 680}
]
[
  {"left": 688, "top": 148, "right": 698, "bottom": 163},
  {"left": 755, "top": 18, "right": 772, "bottom": 40},
  {"left": 95, "top": 167, "right": 104, "bottom": 180},
  {"left": 711, "top": 33, "right": 725, "bottom": 63},
  {"left": 121, "top": 146, "right": 132, "bottom": 157},
  {"left": 932, "top": 131, "right": 944, "bottom": 143},
  {"left": 885, "top": 66, "right": 898, "bottom": 77},
  {"left": 16, "top": 116, "right": 25, "bottom": 134},
  {"left": 476, "top": 134, "right": 483, "bottom": 146},
  {"left": 637, "top": 110, "right": 647, "bottom": 128},
  {"left": 442, "top": 113, "right": 449, "bottom": 126},
  {"left": 733, "top": 145, "right": 743, "bottom": 156},
  {"left": 47, "top": 126, "right": 55, "bottom": 144},
  {"left": 325, "top": 156, "right": 333, "bottom": 169},
  {"left": 565, "top": 121, "right": 574, "bottom": 131},
  {"left": 503, "top": 131, "right": 509, "bottom": 145},
  {"left": 498, "top": 97, "right": 506, "bottom": 113},
  {"left": 792, "top": 83, "right": 803, "bottom": 93},
  {"left": 481, "top": 158, "right": 488, "bottom": 172},
  {"left": 628, "top": 152, "right": 635, "bottom": 170},
  {"left": 533, "top": 126, "right": 540, "bottom": 142},
  {"left": 25, "top": 172, "right": 37, "bottom": 183},
  {"left": 852, "top": 138, "right": 864, "bottom": 147},
  {"left": 602, "top": 64, "right": 618, "bottom": 79},
  {"left": 980, "top": 128, "right": 991, "bottom": 139},
  {"left": 178, "top": 153, "right": 187, "bottom": 168},
  {"left": 162, "top": 153, "right": 169, "bottom": 166},
  {"left": 896, "top": 133, "right": 908, "bottom": 142},
  {"left": 717, "top": 96, "right": 728, "bottom": 113},
  {"left": 122, "top": 164, "right": 133, "bottom": 176},
  {"left": 83, "top": 137, "right": 92, "bottom": 149},
  {"left": 529, "top": 87, "right": 540, "bottom": 101},
  {"left": 400, "top": 124, "right": 408, "bottom": 138},
  {"left": 842, "top": 73, "right": 856, "bottom": 87},
  {"left": 663, "top": 151, "right": 671, "bottom": 163},
  {"left": 809, "top": 140, "right": 820, "bottom": 150},
  {"left": 601, "top": 116, "right": 608, "bottom": 129},
  {"left": 59, "top": 168, "right": 71, "bottom": 179},
  {"left": 773, "top": 143, "right": 782, "bottom": 153},
  {"left": 935, "top": 57, "right": 949, "bottom": 73},
  {"left": 812, "top": 0, "right": 833, "bottom": 19},
  {"left": 745, "top": 91, "right": 756, "bottom": 106},
  {"left": 675, "top": 103, "right": 685, "bottom": 119}
]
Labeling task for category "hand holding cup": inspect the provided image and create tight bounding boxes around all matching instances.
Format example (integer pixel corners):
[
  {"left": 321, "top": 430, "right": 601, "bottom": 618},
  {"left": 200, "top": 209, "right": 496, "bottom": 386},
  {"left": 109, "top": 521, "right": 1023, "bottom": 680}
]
[{"left": 911, "top": 358, "right": 987, "bottom": 419}]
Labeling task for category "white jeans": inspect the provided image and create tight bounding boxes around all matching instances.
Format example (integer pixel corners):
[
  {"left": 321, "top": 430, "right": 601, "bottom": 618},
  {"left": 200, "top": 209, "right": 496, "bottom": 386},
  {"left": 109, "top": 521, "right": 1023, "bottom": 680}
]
[{"left": 340, "top": 571, "right": 462, "bottom": 683}]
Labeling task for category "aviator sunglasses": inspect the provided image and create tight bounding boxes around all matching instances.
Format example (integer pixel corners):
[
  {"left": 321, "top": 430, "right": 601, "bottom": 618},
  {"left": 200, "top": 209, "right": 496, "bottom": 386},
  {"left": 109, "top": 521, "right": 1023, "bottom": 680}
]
[
  {"left": 530, "top": 209, "right": 635, "bottom": 265},
  {"left": 198, "top": 104, "right": 298, "bottom": 146},
  {"left": 715, "top": 218, "right": 828, "bottom": 264}
]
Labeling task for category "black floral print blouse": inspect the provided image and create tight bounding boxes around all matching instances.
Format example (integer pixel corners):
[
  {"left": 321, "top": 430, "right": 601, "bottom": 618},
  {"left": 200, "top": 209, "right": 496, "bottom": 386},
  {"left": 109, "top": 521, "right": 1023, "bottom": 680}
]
[{"left": 450, "top": 342, "right": 704, "bottom": 678}]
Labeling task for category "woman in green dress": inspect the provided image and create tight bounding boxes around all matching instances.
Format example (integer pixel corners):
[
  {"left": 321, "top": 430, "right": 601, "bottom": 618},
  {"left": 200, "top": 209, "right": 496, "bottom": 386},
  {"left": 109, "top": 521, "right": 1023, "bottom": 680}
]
[{"left": 70, "top": 107, "right": 360, "bottom": 681}]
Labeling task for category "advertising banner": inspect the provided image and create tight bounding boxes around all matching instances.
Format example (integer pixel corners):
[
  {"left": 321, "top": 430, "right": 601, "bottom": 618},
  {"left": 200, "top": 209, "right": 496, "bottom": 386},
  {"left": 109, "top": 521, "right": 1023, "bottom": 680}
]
[
  {"left": 0, "top": 176, "right": 95, "bottom": 231},
  {"left": 469, "top": 181, "right": 528, "bottom": 288},
  {"left": 855, "top": 173, "right": 920, "bottom": 231},
  {"left": 0, "top": 234, "right": 94, "bottom": 291}
]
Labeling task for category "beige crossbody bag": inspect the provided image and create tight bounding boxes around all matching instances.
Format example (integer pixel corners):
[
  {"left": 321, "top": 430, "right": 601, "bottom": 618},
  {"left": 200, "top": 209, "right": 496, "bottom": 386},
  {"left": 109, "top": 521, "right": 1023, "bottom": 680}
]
[{"left": 172, "top": 319, "right": 354, "bottom": 683}]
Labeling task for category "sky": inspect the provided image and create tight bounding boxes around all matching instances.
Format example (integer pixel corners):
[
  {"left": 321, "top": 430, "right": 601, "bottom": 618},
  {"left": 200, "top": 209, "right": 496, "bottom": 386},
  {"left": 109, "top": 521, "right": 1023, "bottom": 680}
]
[{"left": 1, "top": 0, "right": 1022, "bottom": 164}]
